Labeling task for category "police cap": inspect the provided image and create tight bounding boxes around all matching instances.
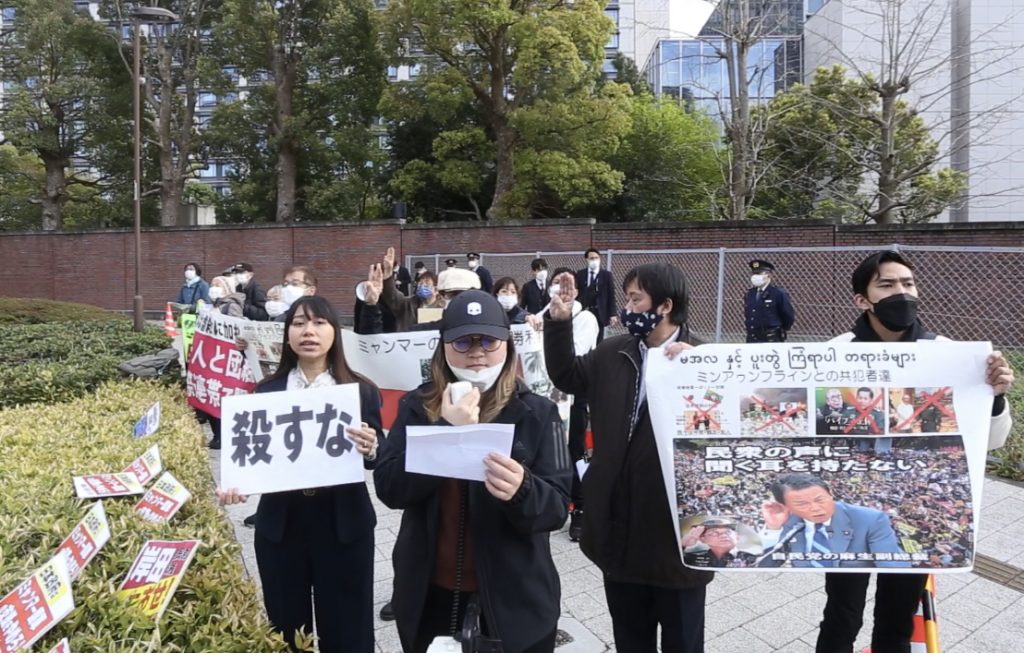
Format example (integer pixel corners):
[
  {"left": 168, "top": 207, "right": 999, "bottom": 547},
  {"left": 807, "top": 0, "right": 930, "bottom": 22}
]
[{"left": 749, "top": 260, "right": 775, "bottom": 272}]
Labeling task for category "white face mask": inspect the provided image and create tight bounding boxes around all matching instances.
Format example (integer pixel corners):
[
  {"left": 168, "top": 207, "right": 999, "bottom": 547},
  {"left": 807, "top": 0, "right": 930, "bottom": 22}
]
[
  {"left": 209, "top": 287, "right": 225, "bottom": 300},
  {"left": 281, "top": 284, "right": 305, "bottom": 305},
  {"left": 587, "top": 259, "right": 600, "bottom": 272},
  {"left": 535, "top": 270, "right": 547, "bottom": 284},
  {"left": 184, "top": 269, "right": 197, "bottom": 281},
  {"left": 468, "top": 260, "right": 479, "bottom": 270},
  {"left": 750, "top": 274, "right": 766, "bottom": 288},
  {"left": 548, "top": 283, "right": 561, "bottom": 298},
  {"left": 446, "top": 356, "right": 506, "bottom": 392},
  {"left": 415, "top": 268, "right": 425, "bottom": 277},
  {"left": 234, "top": 273, "right": 250, "bottom": 288},
  {"left": 497, "top": 295, "right": 518, "bottom": 311}
]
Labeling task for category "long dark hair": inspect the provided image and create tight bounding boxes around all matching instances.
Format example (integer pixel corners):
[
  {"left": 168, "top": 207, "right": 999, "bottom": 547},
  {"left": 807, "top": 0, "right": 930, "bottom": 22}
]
[{"left": 260, "top": 296, "right": 373, "bottom": 388}]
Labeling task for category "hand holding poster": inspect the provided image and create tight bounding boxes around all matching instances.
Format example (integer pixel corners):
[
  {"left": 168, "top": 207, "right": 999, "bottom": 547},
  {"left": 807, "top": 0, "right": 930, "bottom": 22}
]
[
  {"left": 134, "top": 472, "right": 192, "bottom": 523},
  {"left": 72, "top": 473, "right": 144, "bottom": 499},
  {"left": 0, "top": 556, "right": 74, "bottom": 653},
  {"left": 186, "top": 311, "right": 261, "bottom": 418},
  {"left": 55, "top": 502, "right": 110, "bottom": 580},
  {"left": 117, "top": 540, "right": 200, "bottom": 620},
  {"left": 221, "top": 384, "right": 365, "bottom": 494},
  {"left": 122, "top": 445, "right": 163, "bottom": 485},
  {"left": 646, "top": 342, "right": 993, "bottom": 573}
]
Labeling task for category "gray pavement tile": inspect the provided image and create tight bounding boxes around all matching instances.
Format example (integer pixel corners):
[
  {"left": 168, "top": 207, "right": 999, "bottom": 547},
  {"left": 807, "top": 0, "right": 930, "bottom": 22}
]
[
  {"left": 931, "top": 570, "right": 976, "bottom": 598},
  {"left": 989, "top": 513, "right": 1024, "bottom": 543},
  {"left": 707, "top": 628, "right": 774, "bottom": 653},
  {"left": 982, "top": 477, "right": 1023, "bottom": 503},
  {"left": 742, "top": 605, "right": 817, "bottom": 649},
  {"left": 579, "top": 615, "right": 615, "bottom": 650},
  {"left": 935, "top": 617, "right": 971, "bottom": 650},
  {"left": 562, "top": 591, "right": 612, "bottom": 623},
  {"left": 976, "top": 530, "right": 1023, "bottom": 564},
  {"left": 938, "top": 591, "right": 1001, "bottom": 631},
  {"left": 559, "top": 565, "right": 606, "bottom": 599},
  {"left": 948, "top": 575, "right": 1023, "bottom": 613},
  {"left": 770, "top": 641, "right": 816, "bottom": 653},
  {"left": 373, "top": 623, "right": 403, "bottom": 653},
  {"left": 979, "top": 496, "right": 1024, "bottom": 533},
  {"left": 704, "top": 597, "right": 760, "bottom": 637}
]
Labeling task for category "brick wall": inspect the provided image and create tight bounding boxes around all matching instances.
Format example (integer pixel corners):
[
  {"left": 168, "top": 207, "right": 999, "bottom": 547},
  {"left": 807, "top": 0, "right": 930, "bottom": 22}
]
[{"left": 1, "top": 219, "right": 1020, "bottom": 326}]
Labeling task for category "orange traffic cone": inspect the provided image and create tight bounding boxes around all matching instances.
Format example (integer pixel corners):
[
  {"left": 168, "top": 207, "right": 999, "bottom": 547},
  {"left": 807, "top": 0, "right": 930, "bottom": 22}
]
[{"left": 164, "top": 303, "right": 180, "bottom": 337}]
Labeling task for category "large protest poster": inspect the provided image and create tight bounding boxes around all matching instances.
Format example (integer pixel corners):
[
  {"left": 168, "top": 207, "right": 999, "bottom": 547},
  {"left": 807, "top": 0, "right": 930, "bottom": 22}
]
[
  {"left": 186, "top": 311, "right": 261, "bottom": 418},
  {"left": 122, "top": 445, "right": 163, "bottom": 485},
  {"left": 341, "top": 329, "right": 440, "bottom": 428},
  {"left": 117, "top": 540, "right": 199, "bottom": 620},
  {"left": 55, "top": 502, "right": 110, "bottom": 581},
  {"left": 647, "top": 342, "right": 993, "bottom": 573},
  {"left": 0, "top": 556, "right": 74, "bottom": 653},
  {"left": 221, "top": 384, "right": 365, "bottom": 494},
  {"left": 510, "top": 325, "right": 572, "bottom": 435}
]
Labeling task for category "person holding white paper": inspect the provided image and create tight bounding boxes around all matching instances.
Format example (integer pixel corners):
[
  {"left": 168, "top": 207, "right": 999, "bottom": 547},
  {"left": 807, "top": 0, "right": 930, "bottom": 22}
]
[
  {"left": 374, "top": 290, "right": 572, "bottom": 653},
  {"left": 217, "top": 296, "right": 382, "bottom": 653}
]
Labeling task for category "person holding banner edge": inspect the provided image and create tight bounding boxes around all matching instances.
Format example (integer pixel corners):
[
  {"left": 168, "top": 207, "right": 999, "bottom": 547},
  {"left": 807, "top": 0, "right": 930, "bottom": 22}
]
[
  {"left": 544, "top": 262, "right": 712, "bottom": 653},
  {"left": 814, "top": 250, "right": 1014, "bottom": 653},
  {"left": 217, "top": 295, "right": 383, "bottom": 653},
  {"left": 374, "top": 290, "right": 572, "bottom": 653}
]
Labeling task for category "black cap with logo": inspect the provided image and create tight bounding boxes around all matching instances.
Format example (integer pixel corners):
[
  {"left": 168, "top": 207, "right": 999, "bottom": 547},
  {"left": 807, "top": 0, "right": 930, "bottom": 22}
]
[{"left": 440, "top": 290, "right": 510, "bottom": 343}]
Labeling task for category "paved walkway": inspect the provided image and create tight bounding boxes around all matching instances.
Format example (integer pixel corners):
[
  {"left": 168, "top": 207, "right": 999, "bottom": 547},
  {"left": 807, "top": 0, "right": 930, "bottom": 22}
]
[{"left": 211, "top": 444, "right": 1024, "bottom": 652}]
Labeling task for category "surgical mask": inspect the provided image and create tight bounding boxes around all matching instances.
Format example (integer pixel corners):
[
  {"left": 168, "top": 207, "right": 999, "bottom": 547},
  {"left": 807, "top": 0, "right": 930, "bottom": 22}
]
[
  {"left": 184, "top": 269, "right": 197, "bottom": 281},
  {"left": 415, "top": 268, "right": 425, "bottom": 277},
  {"left": 750, "top": 274, "right": 766, "bottom": 287},
  {"left": 209, "top": 287, "right": 225, "bottom": 300},
  {"left": 548, "top": 283, "right": 561, "bottom": 298},
  {"left": 497, "top": 295, "right": 518, "bottom": 311},
  {"left": 234, "top": 273, "right": 250, "bottom": 289},
  {"left": 281, "top": 284, "right": 305, "bottom": 305},
  {"left": 468, "top": 260, "right": 479, "bottom": 270},
  {"left": 587, "top": 259, "right": 600, "bottom": 272},
  {"left": 871, "top": 293, "right": 919, "bottom": 332},
  {"left": 446, "top": 356, "right": 506, "bottom": 392},
  {"left": 416, "top": 284, "right": 434, "bottom": 299},
  {"left": 619, "top": 307, "right": 664, "bottom": 339},
  {"left": 535, "top": 270, "right": 547, "bottom": 284}
]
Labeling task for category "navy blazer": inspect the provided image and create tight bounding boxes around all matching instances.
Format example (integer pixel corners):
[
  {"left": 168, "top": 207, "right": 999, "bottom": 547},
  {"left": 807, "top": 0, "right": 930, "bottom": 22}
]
[
  {"left": 575, "top": 268, "right": 615, "bottom": 328},
  {"left": 253, "top": 374, "right": 382, "bottom": 544}
]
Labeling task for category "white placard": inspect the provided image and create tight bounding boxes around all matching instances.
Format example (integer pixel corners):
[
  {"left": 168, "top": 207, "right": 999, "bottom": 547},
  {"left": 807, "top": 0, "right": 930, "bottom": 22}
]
[
  {"left": 406, "top": 424, "right": 515, "bottom": 482},
  {"left": 221, "top": 384, "right": 365, "bottom": 494},
  {"left": 342, "top": 329, "right": 440, "bottom": 391}
]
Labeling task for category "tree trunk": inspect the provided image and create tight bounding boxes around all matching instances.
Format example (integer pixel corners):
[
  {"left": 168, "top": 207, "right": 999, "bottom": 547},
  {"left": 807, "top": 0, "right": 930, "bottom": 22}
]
[
  {"left": 487, "top": 122, "right": 515, "bottom": 221},
  {"left": 273, "top": 46, "right": 297, "bottom": 223},
  {"left": 725, "top": 40, "right": 752, "bottom": 221},
  {"left": 41, "top": 154, "right": 67, "bottom": 231},
  {"left": 876, "top": 90, "right": 897, "bottom": 224}
]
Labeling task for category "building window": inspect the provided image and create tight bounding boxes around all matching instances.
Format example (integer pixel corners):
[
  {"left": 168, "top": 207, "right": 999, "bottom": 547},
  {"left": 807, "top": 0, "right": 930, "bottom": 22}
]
[
  {"left": 197, "top": 164, "right": 217, "bottom": 178},
  {"left": 387, "top": 65, "right": 398, "bottom": 79},
  {"left": 2, "top": 7, "right": 15, "bottom": 21},
  {"left": 223, "top": 66, "right": 239, "bottom": 83},
  {"left": 606, "top": 33, "right": 619, "bottom": 49},
  {"left": 198, "top": 92, "right": 216, "bottom": 107},
  {"left": 602, "top": 58, "right": 617, "bottom": 74},
  {"left": 409, "top": 63, "right": 422, "bottom": 77},
  {"left": 604, "top": 8, "right": 618, "bottom": 25}
]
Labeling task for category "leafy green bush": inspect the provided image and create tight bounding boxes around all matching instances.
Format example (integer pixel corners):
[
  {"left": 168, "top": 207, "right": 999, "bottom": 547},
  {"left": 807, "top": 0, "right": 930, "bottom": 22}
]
[
  {"left": 0, "top": 321, "right": 173, "bottom": 409},
  {"left": 988, "top": 350, "right": 1024, "bottom": 481},
  {"left": 0, "top": 381, "right": 290, "bottom": 652},
  {"left": 0, "top": 297, "right": 124, "bottom": 325}
]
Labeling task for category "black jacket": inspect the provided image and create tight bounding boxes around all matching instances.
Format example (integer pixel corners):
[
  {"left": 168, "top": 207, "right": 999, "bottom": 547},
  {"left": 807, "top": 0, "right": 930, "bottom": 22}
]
[
  {"left": 241, "top": 280, "right": 270, "bottom": 321},
  {"left": 374, "top": 383, "right": 572, "bottom": 653},
  {"left": 575, "top": 268, "right": 615, "bottom": 328},
  {"left": 544, "top": 318, "right": 714, "bottom": 589},
  {"left": 520, "top": 279, "right": 548, "bottom": 315},
  {"left": 253, "top": 375, "right": 382, "bottom": 544}
]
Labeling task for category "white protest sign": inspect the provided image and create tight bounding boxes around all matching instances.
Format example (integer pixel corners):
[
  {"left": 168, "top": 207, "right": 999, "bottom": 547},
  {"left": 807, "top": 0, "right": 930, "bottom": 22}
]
[
  {"left": 221, "top": 384, "right": 365, "bottom": 494},
  {"left": 0, "top": 555, "right": 74, "bottom": 653},
  {"left": 132, "top": 403, "right": 160, "bottom": 439},
  {"left": 72, "top": 473, "right": 145, "bottom": 499},
  {"left": 122, "top": 445, "right": 163, "bottom": 485},
  {"left": 134, "top": 472, "right": 192, "bottom": 523},
  {"left": 341, "top": 329, "right": 440, "bottom": 391},
  {"left": 406, "top": 424, "right": 515, "bottom": 482},
  {"left": 55, "top": 502, "right": 110, "bottom": 581},
  {"left": 647, "top": 341, "right": 994, "bottom": 573},
  {"left": 510, "top": 324, "right": 572, "bottom": 434}
]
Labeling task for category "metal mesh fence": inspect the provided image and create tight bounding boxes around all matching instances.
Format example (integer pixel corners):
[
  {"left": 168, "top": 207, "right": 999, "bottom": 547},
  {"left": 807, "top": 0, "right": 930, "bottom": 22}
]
[{"left": 407, "top": 245, "right": 1024, "bottom": 350}]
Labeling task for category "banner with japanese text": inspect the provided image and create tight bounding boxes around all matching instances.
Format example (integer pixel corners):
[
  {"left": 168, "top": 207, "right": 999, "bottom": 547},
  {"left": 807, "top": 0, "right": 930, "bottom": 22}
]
[
  {"left": 238, "top": 320, "right": 285, "bottom": 365},
  {"left": 116, "top": 540, "right": 200, "bottom": 620},
  {"left": 221, "top": 384, "right": 364, "bottom": 494},
  {"left": 647, "top": 342, "right": 993, "bottom": 573},
  {"left": 134, "top": 472, "right": 191, "bottom": 523},
  {"left": 72, "top": 473, "right": 144, "bottom": 499},
  {"left": 510, "top": 325, "right": 571, "bottom": 435},
  {"left": 55, "top": 502, "right": 110, "bottom": 581},
  {"left": 0, "top": 556, "right": 74, "bottom": 653},
  {"left": 186, "top": 311, "right": 261, "bottom": 418},
  {"left": 122, "top": 445, "right": 163, "bottom": 485}
]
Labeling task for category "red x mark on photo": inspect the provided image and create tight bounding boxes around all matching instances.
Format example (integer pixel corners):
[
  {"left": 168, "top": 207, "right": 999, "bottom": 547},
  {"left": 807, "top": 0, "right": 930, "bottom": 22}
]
[
  {"left": 684, "top": 395, "right": 721, "bottom": 431},
  {"left": 843, "top": 391, "right": 885, "bottom": 435},
  {"left": 750, "top": 395, "right": 801, "bottom": 433},
  {"left": 895, "top": 387, "right": 954, "bottom": 432}
]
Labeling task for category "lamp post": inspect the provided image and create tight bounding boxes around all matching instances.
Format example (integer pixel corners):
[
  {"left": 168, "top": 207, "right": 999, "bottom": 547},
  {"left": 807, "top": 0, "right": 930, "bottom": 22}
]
[{"left": 132, "top": 6, "right": 179, "bottom": 331}]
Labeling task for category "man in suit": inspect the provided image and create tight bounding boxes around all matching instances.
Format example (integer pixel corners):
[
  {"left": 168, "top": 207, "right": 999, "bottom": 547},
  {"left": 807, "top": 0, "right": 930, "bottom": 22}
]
[
  {"left": 521, "top": 257, "right": 549, "bottom": 314},
  {"left": 575, "top": 248, "right": 617, "bottom": 341},
  {"left": 392, "top": 260, "right": 413, "bottom": 296},
  {"left": 744, "top": 259, "right": 795, "bottom": 342},
  {"left": 757, "top": 473, "right": 907, "bottom": 569},
  {"left": 466, "top": 252, "right": 493, "bottom": 293}
]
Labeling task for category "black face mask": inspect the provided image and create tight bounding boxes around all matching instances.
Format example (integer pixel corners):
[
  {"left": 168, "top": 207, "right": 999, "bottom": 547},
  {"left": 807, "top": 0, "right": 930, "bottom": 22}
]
[{"left": 871, "top": 293, "right": 919, "bottom": 331}]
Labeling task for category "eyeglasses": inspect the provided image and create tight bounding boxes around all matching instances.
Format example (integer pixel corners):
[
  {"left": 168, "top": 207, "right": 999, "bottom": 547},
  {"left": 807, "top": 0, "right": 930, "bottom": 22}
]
[
  {"left": 449, "top": 335, "right": 503, "bottom": 353},
  {"left": 282, "top": 279, "right": 310, "bottom": 288}
]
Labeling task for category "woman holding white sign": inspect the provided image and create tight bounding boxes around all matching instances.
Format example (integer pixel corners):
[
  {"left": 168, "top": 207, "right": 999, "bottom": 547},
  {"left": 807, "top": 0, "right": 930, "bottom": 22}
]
[
  {"left": 218, "top": 295, "right": 382, "bottom": 653},
  {"left": 374, "top": 290, "right": 572, "bottom": 653}
]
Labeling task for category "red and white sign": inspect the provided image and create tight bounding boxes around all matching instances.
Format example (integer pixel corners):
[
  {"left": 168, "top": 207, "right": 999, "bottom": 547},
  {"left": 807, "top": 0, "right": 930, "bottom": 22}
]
[
  {"left": 46, "top": 638, "right": 70, "bottom": 653},
  {"left": 117, "top": 540, "right": 200, "bottom": 620},
  {"left": 186, "top": 311, "right": 260, "bottom": 418},
  {"left": 55, "top": 502, "right": 110, "bottom": 581},
  {"left": 122, "top": 445, "right": 163, "bottom": 485},
  {"left": 72, "top": 473, "right": 144, "bottom": 499},
  {"left": 134, "top": 473, "right": 191, "bottom": 523},
  {"left": 0, "top": 556, "right": 74, "bottom": 653}
]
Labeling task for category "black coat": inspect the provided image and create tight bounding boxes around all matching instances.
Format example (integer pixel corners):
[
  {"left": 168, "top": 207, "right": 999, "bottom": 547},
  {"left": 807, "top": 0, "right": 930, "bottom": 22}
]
[
  {"left": 241, "top": 280, "right": 270, "bottom": 322},
  {"left": 520, "top": 279, "right": 548, "bottom": 315},
  {"left": 394, "top": 265, "right": 414, "bottom": 297},
  {"left": 374, "top": 383, "right": 572, "bottom": 653},
  {"left": 253, "top": 375, "right": 381, "bottom": 544},
  {"left": 575, "top": 268, "right": 615, "bottom": 328},
  {"left": 544, "top": 318, "right": 713, "bottom": 590}
]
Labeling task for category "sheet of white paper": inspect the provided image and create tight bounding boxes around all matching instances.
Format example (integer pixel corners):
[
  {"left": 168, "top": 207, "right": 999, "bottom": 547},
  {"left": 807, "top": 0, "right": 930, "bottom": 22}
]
[
  {"left": 576, "top": 459, "right": 589, "bottom": 480},
  {"left": 406, "top": 424, "right": 515, "bottom": 482}
]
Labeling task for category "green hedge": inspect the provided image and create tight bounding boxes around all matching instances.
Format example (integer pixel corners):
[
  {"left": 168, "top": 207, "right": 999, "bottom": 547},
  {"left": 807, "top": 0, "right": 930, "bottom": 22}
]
[
  {"left": 0, "top": 321, "right": 172, "bottom": 409},
  {"left": 988, "top": 350, "right": 1024, "bottom": 481},
  {"left": 0, "top": 380, "right": 291, "bottom": 652},
  {"left": 0, "top": 297, "right": 124, "bottom": 325}
]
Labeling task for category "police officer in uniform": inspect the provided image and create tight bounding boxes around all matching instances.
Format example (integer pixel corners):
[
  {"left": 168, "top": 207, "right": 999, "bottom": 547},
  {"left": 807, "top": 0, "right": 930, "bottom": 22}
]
[{"left": 745, "top": 260, "right": 795, "bottom": 343}]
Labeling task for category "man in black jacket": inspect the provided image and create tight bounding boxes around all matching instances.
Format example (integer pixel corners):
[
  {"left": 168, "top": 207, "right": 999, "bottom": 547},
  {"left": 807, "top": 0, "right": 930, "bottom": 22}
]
[
  {"left": 575, "top": 248, "right": 618, "bottom": 339},
  {"left": 225, "top": 262, "right": 270, "bottom": 321},
  {"left": 545, "top": 262, "right": 712, "bottom": 653}
]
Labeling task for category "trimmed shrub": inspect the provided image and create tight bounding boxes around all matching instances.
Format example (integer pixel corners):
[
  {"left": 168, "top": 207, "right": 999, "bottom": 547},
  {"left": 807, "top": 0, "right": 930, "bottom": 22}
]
[
  {"left": 0, "top": 297, "right": 124, "bottom": 325},
  {"left": 0, "top": 380, "right": 291, "bottom": 652},
  {"left": 0, "top": 321, "right": 173, "bottom": 409},
  {"left": 988, "top": 350, "right": 1024, "bottom": 481}
]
